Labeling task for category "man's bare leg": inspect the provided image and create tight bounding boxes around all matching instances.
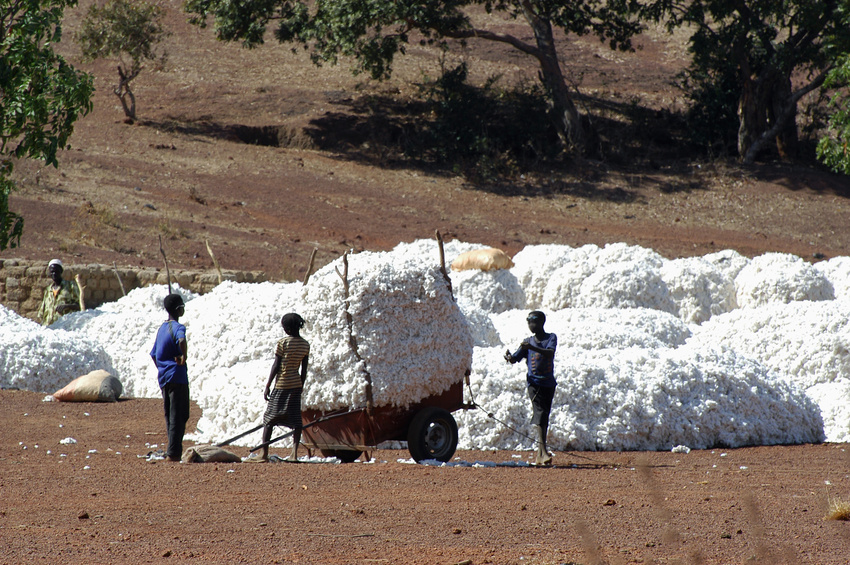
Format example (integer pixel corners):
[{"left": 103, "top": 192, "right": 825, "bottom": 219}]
[{"left": 287, "top": 428, "right": 301, "bottom": 461}]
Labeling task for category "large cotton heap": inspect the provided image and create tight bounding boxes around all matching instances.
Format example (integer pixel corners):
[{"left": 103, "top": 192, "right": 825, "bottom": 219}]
[
  {"left": 0, "top": 305, "right": 114, "bottom": 392},
  {"left": 687, "top": 300, "right": 850, "bottom": 442},
  {"left": 298, "top": 245, "right": 474, "bottom": 411},
  {"left": 458, "top": 344, "right": 823, "bottom": 451},
  {"left": 540, "top": 243, "right": 674, "bottom": 314},
  {"left": 734, "top": 252, "right": 834, "bottom": 308},
  {"left": 511, "top": 244, "right": 576, "bottom": 308}
]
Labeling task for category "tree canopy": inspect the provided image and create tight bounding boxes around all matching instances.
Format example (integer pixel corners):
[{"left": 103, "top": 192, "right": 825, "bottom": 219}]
[
  {"left": 76, "top": 0, "right": 169, "bottom": 121},
  {"left": 650, "top": 0, "right": 850, "bottom": 162},
  {"left": 1, "top": 0, "right": 94, "bottom": 251},
  {"left": 185, "top": 0, "right": 646, "bottom": 153}
]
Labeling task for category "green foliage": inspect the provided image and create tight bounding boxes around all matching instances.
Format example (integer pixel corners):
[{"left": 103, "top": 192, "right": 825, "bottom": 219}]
[
  {"left": 0, "top": 0, "right": 94, "bottom": 250},
  {"left": 186, "top": 0, "right": 647, "bottom": 152},
  {"left": 76, "top": 0, "right": 169, "bottom": 119},
  {"left": 187, "top": 0, "right": 641, "bottom": 79},
  {"left": 817, "top": 56, "right": 850, "bottom": 175},
  {"left": 648, "top": 0, "right": 850, "bottom": 160}
]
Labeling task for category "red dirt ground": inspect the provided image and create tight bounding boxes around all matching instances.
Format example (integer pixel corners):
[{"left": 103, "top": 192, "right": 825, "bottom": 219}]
[{"left": 3, "top": 2, "right": 850, "bottom": 564}]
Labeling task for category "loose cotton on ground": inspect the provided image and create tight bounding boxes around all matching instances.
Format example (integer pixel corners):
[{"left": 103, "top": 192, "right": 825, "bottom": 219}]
[{"left": 3, "top": 239, "right": 848, "bottom": 451}]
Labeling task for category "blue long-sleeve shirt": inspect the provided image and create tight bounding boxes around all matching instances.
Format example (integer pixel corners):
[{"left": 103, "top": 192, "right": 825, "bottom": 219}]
[{"left": 508, "top": 332, "right": 557, "bottom": 388}]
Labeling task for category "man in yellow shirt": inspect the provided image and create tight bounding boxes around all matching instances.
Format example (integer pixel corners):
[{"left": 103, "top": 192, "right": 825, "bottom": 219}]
[{"left": 37, "top": 259, "right": 85, "bottom": 326}]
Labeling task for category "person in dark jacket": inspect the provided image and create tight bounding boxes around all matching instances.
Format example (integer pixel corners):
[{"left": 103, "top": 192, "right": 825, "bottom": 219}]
[{"left": 505, "top": 310, "right": 557, "bottom": 466}]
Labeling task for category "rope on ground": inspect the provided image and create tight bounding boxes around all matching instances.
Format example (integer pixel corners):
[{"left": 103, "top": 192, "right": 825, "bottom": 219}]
[{"left": 463, "top": 379, "right": 620, "bottom": 468}]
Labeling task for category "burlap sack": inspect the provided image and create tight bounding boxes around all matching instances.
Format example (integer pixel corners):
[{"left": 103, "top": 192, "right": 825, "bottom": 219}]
[
  {"left": 181, "top": 444, "right": 242, "bottom": 463},
  {"left": 52, "top": 370, "right": 123, "bottom": 402},
  {"left": 451, "top": 248, "right": 514, "bottom": 271}
]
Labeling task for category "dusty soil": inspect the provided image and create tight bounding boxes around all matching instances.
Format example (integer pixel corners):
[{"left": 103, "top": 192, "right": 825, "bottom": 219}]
[
  {"left": 2, "top": 390, "right": 849, "bottom": 565},
  {"left": 3, "top": 2, "right": 850, "bottom": 564}
]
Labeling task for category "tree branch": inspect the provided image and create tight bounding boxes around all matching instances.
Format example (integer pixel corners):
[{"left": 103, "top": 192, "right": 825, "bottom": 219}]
[{"left": 442, "top": 27, "right": 541, "bottom": 59}]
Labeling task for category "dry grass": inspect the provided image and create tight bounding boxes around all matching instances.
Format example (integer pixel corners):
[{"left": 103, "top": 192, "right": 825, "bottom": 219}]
[{"left": 824, "top": 497, "right": 850, "bottom": 521}]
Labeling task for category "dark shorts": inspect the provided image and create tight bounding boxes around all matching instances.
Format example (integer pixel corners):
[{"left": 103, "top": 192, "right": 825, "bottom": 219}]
[
  {"left": 527, "top": 384, "right": 555, "bottom": 427},
  {"left": 263, "top": 388, "right": 303, "bottom": 429}
]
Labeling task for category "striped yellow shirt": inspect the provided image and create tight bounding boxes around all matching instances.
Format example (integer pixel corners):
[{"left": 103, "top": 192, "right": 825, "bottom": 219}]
[{"left": 274, "top": 335, "right": 310, "bottom": 390}]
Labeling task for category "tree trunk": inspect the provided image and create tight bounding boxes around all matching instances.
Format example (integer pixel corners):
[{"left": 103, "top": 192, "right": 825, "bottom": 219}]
[
  {"left": 114, "top": 66, "right": 137, "bottom": 121},
  {"left": 738, "top": 66, "right": 797, "bottom": 161},
  {"left": 771, "top": 75, "right": 798, "bottom": 159},
  {"left": 519, "top": 5, "right": 584, "bottom": 152}
]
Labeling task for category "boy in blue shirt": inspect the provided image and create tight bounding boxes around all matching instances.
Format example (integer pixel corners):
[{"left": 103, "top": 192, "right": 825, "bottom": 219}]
[
  {"left": 150, "top": 294, "right": 189, "bottom": 461},
  {"left": 505, "top": 310, "right": 557, "bottom": 466}
]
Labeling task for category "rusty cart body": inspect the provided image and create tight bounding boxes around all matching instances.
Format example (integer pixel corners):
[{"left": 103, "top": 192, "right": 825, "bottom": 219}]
[{"left": 300, "top": 377, "right": 469, "bottom": 463}]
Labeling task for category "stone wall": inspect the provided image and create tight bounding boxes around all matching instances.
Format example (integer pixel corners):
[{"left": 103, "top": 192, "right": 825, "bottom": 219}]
[{"left": 1, "top": 258, "right": 267, "bottom": 324}]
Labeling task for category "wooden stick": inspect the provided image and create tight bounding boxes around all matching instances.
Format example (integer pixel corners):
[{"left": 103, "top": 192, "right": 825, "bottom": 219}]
[
  {"left": 435, "top": 230, "right": 453, "bottom": 297},
  {"left": 159, "top": 235, "right": 173, "bottom": 294},
  {"left": 302, "top": 247, "right": 318, "bottom": 286},
  {"left": 205, "top": 239, "right": 223, "bottom": 285},
  {"left": 74, "top": 274, "right": 87, "bottom": 312},
  {"left": 335, "top": 252, "right": 374, "bottom": 414},
  {"left": 112, "top": 261, "right": 126, "bottom": 296}
]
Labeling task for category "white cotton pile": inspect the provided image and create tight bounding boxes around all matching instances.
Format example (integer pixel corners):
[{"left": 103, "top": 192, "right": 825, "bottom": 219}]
[
  {"left": 814, "top": 256, "right": 850, "bottom": 301},
  {"left": 298, "top": 245, "right": 474, "bottom": 411},
  {"left": 703, "top": 249, "right": 750, "bottom": 280},
  {"left": 805, "top": 380, "right": 850, "bottom": 443},
  {"left": 492, "top": 308, "right": 691, "bottom": 352},
  {"left": 660, "top": 256, "right": 737, "bottom": 324},
  {"left": 686, "top": 300, "right": 850, "bottom": 442},
  {"left": 0, "top": 305, "right": 114, "bottom": 392},
  {"left": 457, "top": 344, "right": 823, "bottom": 451},
  {"left": 6, "top": 238, "right": 850, "bottom": 451},
  {"left": 540, "top": 243, "right": 674, "bottom": 314},
  {"left": 450, "top": 268, "right": 525, "bottom": 314},
  {"left": 53, "top": 285, "right": 197, "bottom": 398},
  {"left": 688, "top": 300, "right": 850, "bottom": 390},
  {"left": 734, "top": 252, "right": 834, "bottom": 308},
  {"left": 511, "top": 243, "right": 576, "bottom": 308}
]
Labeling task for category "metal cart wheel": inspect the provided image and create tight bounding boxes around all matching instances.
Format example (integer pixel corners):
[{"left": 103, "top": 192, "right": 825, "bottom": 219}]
[{"left": 406, "top": 406, "right": 458, "bottom": 463}]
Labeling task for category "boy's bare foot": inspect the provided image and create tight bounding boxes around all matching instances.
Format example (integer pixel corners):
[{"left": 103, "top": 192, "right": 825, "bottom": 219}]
[
  {"left": 535, "top": 452, "right": 553, "bottom": 466},
  {"left": 243, "top": 453, "right": 268, "bottom": 463}
]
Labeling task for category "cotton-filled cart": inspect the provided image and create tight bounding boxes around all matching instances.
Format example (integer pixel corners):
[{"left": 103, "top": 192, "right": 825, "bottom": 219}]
[{"left": 301, "top": 371, "right": 470, "bottom": 463}]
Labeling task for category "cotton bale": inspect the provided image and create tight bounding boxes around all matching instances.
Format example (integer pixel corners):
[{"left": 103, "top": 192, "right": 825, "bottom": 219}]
[
  {"left": 735, "top": 252, "right": 834, "bottom": 308},
  {"left": 52, "top": 369, "right": 123, "bottom": 402},
  {"left": 298, "top": 247, "right": 474, "bottom": 410},
  {"left": 660, "top": 256, "right": 737, "bottom": 324}
]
